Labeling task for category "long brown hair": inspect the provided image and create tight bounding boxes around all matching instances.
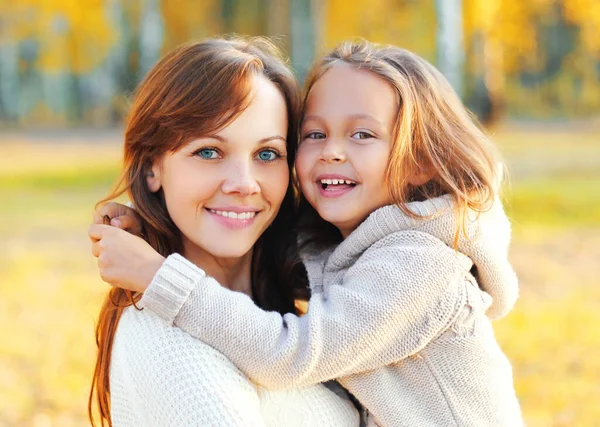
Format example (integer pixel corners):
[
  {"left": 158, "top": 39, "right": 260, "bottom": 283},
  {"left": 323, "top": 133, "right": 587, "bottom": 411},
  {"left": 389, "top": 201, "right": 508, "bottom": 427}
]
[
  {"left": 89, "top": 37, "right": 305, "bottom": 426},
  {"left": 298, "top": 39, "right": 503, "bottom": 249}
]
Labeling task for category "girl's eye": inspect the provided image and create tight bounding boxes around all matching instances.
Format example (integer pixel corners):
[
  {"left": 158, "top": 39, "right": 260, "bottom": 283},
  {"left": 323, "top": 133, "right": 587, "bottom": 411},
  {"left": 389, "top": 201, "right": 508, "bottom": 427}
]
[
  {"left": 256, "top": 149, "right": 281, "bottom": 162},
  {"left": 304, "top": 131, "right": 326, "bottom": 140},
  {"left": 196, "top": 148, "right": 220, "bottom": 159},
  {"left": 352, "top": 131, "right": 374, "bottom": 140}
]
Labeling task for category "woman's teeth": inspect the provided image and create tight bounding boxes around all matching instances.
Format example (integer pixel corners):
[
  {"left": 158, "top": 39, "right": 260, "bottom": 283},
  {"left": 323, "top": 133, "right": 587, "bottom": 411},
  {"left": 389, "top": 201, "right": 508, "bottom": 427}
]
[{"left": 209, "top": 210, "right": 256, "bottom": 220}]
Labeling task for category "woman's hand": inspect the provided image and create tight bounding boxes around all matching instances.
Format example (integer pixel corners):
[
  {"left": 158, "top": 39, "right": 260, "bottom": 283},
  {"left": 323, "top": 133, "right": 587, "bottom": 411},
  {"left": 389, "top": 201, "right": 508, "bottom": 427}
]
[
  {"left": 93, "top": 202, "right": 144, "bottom": 236},
  {"left": 88, "top": 224, "right": 165, "bottom": 293}
]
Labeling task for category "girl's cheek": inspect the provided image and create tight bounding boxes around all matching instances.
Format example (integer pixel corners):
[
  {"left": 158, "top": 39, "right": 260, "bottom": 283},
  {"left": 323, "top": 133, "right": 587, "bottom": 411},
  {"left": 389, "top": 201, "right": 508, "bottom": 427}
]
[{"left": 294, "top": 156, "right": 311, "bottom": 193}]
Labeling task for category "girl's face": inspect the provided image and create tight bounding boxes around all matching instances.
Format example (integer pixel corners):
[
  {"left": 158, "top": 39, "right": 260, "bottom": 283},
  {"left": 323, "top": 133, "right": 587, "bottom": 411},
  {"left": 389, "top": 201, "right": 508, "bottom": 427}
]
[
  {"left": 148, "top": 75, "right": 290, "bottom": 260},
  {"left": 297, "top": 64, "right": 397, "bottom": 238}
]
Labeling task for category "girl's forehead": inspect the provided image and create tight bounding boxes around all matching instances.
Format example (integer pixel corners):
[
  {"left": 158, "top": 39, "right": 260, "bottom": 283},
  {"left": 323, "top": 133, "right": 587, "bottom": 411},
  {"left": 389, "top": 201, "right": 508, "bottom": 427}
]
[{"left": 304, "top": 64, "right": 397, "bottom": 122}]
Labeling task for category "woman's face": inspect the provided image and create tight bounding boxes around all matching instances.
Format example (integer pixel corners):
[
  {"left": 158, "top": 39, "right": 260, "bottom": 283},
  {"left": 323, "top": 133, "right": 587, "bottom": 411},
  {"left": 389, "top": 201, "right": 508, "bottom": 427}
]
[{"left": 148, "top": 75, "right": 290, "bottom": 260}]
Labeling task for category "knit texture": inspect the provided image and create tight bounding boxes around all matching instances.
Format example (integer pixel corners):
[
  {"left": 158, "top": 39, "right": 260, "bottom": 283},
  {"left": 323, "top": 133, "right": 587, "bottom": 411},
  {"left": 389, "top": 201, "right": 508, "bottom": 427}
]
[
  {"left": 140, "top": 196, "right": 522, "bottom": 426},
  {"left": 110, "top": 306, "right": 360, "bottom": 426}
]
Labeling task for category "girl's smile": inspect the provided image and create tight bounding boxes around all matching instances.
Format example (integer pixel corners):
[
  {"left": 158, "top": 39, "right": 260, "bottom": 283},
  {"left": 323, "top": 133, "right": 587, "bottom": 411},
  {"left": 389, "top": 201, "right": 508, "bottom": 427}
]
[{"left": 316, "top": 174, "right": 358, "bottom": 198}]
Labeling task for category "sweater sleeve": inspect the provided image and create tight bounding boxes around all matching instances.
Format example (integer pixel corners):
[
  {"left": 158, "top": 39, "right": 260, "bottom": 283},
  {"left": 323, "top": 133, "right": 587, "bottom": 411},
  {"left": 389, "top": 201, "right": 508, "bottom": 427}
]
[
  {"left": 140, "top": 231, "right": 467, "bottom": 389},
  {"left": 116, "top": 308, "right": 266, "bottom": 426}
]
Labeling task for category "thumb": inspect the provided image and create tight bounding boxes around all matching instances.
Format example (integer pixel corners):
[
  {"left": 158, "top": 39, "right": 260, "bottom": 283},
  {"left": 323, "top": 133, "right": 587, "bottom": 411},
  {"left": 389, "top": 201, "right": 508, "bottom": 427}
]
[{"left": 111, "top": 215, "right": 143, "bottom": 235}]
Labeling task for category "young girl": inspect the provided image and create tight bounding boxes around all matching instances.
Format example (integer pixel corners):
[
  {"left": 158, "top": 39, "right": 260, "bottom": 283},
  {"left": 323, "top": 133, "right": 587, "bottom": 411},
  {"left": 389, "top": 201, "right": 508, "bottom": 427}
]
[{"left": 93, "top": 40, "right": 522, "bottom": 426}]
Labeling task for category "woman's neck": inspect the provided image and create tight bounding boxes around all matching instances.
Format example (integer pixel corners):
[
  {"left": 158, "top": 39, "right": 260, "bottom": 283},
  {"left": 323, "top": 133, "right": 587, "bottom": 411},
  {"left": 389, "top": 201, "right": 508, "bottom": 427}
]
[{"left": 182, "top": 243, "right": 253, "bottom": 297}]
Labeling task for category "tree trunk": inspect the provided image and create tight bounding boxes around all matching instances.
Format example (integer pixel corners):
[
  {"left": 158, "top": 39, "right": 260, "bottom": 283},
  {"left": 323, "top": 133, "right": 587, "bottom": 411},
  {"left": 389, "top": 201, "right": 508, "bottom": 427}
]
[
  {"left": 289, "top": 0, "right": 315, "bottom": 85},
  {"left": 435, "top": 0, "right": 464, "bottom": 98},
  {"left": 139, "top": 0, "right": 164, "bottom": 77}
]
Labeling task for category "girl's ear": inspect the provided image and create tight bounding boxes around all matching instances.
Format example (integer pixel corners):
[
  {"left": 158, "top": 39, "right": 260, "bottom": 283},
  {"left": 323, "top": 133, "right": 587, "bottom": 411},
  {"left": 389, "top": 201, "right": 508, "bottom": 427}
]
[
  {"left": 407, "top": 167, "right": 432, "bottom": 187},
  {"left": 146, "top": 162, "right": 162, "bottom": 193}
]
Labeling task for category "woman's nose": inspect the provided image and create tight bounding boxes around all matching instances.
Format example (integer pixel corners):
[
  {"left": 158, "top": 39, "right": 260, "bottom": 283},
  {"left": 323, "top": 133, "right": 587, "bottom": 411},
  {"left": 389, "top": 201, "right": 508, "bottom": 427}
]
[{"left": 221, "top": 162, "right": 261, "bottom": 196}]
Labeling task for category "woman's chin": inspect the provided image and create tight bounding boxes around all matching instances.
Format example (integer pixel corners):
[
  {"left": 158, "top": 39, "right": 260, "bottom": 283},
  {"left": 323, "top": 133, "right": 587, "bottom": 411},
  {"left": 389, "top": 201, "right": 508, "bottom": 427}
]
[
  {"left": 206, "top": 246, "right": 253, "bottom": 259},
  {"left": 182, "top": 236, "right": 254, "bottom": 261}
]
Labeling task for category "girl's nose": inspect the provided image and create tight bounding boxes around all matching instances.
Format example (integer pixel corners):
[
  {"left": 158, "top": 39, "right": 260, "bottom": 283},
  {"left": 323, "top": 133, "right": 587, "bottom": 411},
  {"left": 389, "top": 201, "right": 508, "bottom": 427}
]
[{"left": 320, "top": 139, "right": 347, "bottom": 164}]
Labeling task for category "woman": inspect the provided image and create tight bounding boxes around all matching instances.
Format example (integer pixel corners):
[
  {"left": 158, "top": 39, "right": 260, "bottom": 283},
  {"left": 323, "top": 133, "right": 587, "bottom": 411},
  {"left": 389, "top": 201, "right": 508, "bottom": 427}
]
[{"left": 87, "top": 38, "right": 360, "bottom": 426}]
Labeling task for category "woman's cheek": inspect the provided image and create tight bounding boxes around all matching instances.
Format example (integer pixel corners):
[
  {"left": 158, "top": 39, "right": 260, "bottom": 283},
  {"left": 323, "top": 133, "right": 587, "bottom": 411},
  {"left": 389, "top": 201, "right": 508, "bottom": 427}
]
[{"left": 271, "top": 161, "right": 290, "bottom": 203}]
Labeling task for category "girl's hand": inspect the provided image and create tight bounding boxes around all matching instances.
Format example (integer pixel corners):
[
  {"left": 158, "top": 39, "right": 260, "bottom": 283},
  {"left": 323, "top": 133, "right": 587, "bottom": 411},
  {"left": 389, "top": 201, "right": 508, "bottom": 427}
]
[
  {"left": 93, "top": 202, "right": 143, "bottom": 236},
  {"left": 88, "top": 224, "right": 165, "bottom": 293}
]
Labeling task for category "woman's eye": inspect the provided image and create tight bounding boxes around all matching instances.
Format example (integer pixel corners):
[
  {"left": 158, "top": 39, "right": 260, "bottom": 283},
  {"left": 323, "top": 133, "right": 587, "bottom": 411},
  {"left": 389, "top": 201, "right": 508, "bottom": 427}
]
[
  {"left": 256, "top": 149, "right": 280, "bottom": 162},
  {"left": 304, "top": 131, "right": 326, "bottom": 140},
  {"left": 352, "top": 131, "right": 374, "bottom": 140},
  {"left": 196, "top": 148, "right": 219, "bottom": 159}
]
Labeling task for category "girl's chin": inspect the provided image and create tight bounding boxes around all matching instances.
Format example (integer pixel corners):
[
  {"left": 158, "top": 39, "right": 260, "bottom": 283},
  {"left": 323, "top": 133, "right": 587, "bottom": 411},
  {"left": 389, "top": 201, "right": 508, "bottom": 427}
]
[
  {"left": 316, "top": 210, "right": 351, "bottom": 226},
  {"left": 316, "top": 212, "right": 361, "bottom": 236}
]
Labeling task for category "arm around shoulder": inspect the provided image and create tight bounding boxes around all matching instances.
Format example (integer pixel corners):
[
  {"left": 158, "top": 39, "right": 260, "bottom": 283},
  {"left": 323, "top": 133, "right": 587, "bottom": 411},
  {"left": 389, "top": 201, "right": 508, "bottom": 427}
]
[{"left": 140, "top": 232, "right": 468, "bottom": 389}]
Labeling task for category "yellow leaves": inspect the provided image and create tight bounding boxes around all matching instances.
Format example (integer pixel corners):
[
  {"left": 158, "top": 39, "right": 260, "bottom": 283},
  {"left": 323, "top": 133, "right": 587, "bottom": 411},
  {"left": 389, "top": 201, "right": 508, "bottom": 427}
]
[
  {"left": 161, "top": 0, "right": 220, "bottom": 48},
  {"left": 324, "top": 0, "right": 436, "bottom": 60},
  {"left": 1, "top": 0, "right": 117, "bottom": 73},
  {"left": 563, "top": 0, "right": 600, "bottom": 53}
]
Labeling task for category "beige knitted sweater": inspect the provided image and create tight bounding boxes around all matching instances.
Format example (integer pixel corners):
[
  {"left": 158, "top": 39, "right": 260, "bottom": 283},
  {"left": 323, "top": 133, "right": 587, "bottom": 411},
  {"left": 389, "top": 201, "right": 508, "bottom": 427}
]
[
  {"left": 140, "top": 195, "right": 523, "bottom": 426},
  {"left": 110, "top": 301, "right": 360, "bottom": 426}
]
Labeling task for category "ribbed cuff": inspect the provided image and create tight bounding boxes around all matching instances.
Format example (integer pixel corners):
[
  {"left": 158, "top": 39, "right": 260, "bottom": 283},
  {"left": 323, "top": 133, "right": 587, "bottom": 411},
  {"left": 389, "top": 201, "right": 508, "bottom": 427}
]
[{"left": 140, "top": 253, "right": 205, "bottom": 324}]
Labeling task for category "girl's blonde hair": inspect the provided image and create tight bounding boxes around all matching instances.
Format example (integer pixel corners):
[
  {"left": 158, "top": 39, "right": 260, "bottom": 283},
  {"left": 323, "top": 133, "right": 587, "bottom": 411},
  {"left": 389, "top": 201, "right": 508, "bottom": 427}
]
[{"left": 301, "top": 39, "right": 503, "bottom": 246}]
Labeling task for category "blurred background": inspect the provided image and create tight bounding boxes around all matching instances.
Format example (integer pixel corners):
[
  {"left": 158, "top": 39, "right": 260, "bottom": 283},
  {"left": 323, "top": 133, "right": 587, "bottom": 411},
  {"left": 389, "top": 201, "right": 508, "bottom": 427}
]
[{"left": 0, "top": 1, "right": 598, "bottom": 426}]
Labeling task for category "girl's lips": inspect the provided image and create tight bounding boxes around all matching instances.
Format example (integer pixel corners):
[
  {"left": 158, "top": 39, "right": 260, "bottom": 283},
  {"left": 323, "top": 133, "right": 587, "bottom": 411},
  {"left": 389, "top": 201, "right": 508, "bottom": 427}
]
[
  {"left": 317, "top": 182, "right": 356, "bottom": 198},
  {"left": 205, "top": 208, "right": 258, "bottom": 230}
]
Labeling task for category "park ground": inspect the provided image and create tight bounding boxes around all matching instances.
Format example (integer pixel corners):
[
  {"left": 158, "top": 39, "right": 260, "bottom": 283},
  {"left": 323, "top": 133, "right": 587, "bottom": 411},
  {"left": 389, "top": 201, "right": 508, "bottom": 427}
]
[{"left": 0, "top": 128, "right": 599, "bottom": 426}]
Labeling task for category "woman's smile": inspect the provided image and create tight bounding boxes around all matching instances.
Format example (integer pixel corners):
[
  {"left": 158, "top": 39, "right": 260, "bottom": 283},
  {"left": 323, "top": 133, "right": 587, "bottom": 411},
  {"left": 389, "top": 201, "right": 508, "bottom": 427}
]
[{"left": 205, "top": 206, "right": 261, "bottom": 229}]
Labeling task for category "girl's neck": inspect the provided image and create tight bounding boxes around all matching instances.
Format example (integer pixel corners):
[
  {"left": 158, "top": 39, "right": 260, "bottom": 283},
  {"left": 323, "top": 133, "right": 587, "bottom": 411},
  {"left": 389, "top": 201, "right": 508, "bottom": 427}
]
[{"left": 182, "top": 242, "right": 253, "bottom": 298}]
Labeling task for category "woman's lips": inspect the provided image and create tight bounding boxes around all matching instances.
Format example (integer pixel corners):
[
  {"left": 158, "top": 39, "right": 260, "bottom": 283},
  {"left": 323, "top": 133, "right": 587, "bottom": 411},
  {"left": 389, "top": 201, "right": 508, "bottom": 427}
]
[{"left": 205, "top": 208, "right": 259, "bottom": 230}]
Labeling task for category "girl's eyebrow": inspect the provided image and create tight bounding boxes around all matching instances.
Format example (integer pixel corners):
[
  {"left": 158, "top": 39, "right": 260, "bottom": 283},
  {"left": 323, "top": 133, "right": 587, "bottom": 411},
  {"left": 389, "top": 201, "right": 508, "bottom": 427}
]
[
  {"left": 347, "top": 114, "right": 384, "bottom": 126},
  {"left": 302, "top": 114, "right": 322, "bottom": 123},
  {"left": 303, "top": 113, "right": 384, "bottom": 127}
]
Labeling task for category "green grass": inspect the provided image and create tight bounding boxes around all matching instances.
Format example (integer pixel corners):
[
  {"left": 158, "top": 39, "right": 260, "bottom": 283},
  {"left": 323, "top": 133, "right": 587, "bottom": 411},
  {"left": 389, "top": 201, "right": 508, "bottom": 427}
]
[
  {"left": 505, "top": 173, "right": 600, "bottom": 228},
  {"left": 0, "top": 166, "right": 118, "bottom": 191},
  {"left": 1, "top": 132, "right": 599, "bottom": 426}
]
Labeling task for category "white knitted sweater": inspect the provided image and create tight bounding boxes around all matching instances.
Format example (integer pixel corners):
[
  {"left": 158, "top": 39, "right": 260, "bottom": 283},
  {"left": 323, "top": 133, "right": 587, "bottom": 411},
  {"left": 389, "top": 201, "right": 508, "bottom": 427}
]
[
  {"left": 140, "top": 195, "right": 523, "bottom": 426},
  {"left": 110, "top": 305, "right": 360, "bottom": 426}
]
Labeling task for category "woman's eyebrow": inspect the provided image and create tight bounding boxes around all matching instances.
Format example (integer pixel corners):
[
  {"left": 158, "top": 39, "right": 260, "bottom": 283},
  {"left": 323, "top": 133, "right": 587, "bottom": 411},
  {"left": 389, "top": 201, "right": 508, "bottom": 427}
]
[
  {"left": 200, "top": 135, "right": 286, "bottom": 144},
  {"left": 258, "top": 135, "right": 287, "bottom": 144}
]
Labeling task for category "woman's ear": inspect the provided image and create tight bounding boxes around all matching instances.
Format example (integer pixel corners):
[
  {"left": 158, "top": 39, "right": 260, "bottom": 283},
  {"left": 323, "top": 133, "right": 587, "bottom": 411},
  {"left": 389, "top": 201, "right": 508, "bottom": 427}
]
[{"left": 146, "top": 163, "right": 162, "bottom": 193}]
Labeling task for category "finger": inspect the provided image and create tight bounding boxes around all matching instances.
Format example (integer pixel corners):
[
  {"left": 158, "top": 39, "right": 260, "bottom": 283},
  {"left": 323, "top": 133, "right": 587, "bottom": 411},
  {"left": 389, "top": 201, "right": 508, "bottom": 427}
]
[
  {"left": 98, "top": 202, "right": 134, "bottom": 220},
  {"left": 88, "top": 224, "right": 112, "bottom": 241},
  {"left": 110, "top": 215, "right": 139, "bottom": 232},
  {"left": 91, "top": 240, "right": 101, "bottom": 258},
  {"left": 92, "top": 210, "right": 104, "bottom": 225},
  {"left": 97, "top": 258, "right": 111, "bottom": 284}
]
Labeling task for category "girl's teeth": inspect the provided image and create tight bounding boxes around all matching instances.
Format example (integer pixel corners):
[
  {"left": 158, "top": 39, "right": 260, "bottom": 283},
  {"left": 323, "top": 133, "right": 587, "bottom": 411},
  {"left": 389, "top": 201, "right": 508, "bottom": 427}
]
[
  {"left": 320, "top": 179, "right": 356, "bottom": 186},
  {"left": 209, "top": 210, "right": 256, "bottom": 220}
]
